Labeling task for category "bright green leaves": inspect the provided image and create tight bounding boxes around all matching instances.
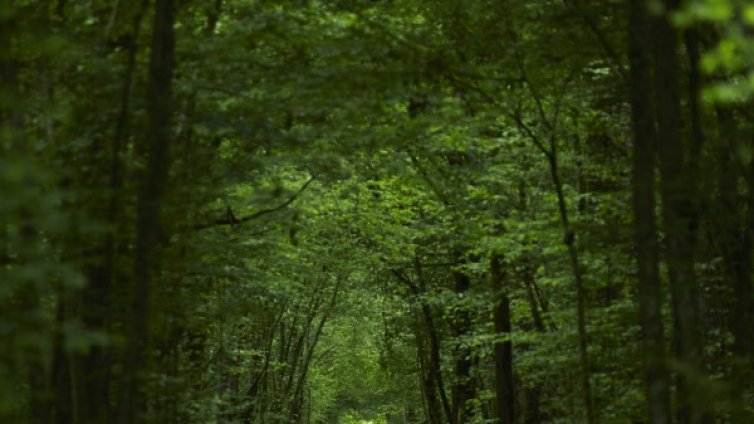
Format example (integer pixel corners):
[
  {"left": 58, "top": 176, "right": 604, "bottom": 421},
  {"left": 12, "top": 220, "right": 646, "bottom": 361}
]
[
  {"left": 677, "top": 0, "right": 754, "bottom": 102},
  {"left": 673, "top": 0, "right": 733, "bottom": 24}
]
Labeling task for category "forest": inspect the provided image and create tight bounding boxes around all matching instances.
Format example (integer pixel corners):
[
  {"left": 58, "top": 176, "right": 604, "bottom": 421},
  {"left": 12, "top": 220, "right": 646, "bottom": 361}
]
[{"left": 2, "top": 0, "right": 754, "bottom": 423}]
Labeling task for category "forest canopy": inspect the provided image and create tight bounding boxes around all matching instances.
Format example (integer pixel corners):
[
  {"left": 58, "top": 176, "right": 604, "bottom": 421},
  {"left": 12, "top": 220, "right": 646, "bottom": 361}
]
[{"left": 2, "top": 0, "right": 754, "bottom": 423}]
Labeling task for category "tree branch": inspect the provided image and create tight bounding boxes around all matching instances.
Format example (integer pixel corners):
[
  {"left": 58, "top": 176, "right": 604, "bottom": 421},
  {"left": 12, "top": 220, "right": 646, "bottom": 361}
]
[
  {"left": 193, "top": 176, "right": 316, "bottom": 231},
  {"left": 563, "top": 0, "right": 628, "bottom": 83}
]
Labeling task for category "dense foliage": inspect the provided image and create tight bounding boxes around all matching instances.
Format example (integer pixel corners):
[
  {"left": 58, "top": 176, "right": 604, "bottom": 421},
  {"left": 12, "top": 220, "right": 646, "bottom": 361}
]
[{"left": 2, "top": 0, "right": 754, "bottom": 423}]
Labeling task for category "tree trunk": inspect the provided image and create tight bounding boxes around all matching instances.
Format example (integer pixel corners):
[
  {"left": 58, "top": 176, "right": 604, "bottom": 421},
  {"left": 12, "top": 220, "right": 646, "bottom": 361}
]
[
  {"left": 522, "top": 259, "right": 546, "bottom": 333},
  {"left": 628, "top": 0, "right": 671, "bottom": 422},
  {"left": 650, "top": 2, "right": 706, "bottom": 422},
  {"left": 520, "top": 257, "right": 545, "bottom": 423},
  {"left": 491, "top": 254, "right": 515, "bottom": 424},
  {"left": 451, "top": 265, "right": 476, "bottom": 424},
  {"left": 394, "top": 266, "right": 453, "bottom": 424},
  {"left": 731, "top": 150, "right": 754, "bottom": 399},
  {"left": 416, "top": 324, "right": 443, "bottom": 424},
  {"left": 290, "top": 281, "right": 340, "bottom": 423},
  {"left": 546, "top": 146, "right": 596, "bottom": 424},
  {"left": 117, "top": 0, "right": 176, "bottom": 422},
  {"left": 416, "top": 269, "right": 455, "bottom": 424}
]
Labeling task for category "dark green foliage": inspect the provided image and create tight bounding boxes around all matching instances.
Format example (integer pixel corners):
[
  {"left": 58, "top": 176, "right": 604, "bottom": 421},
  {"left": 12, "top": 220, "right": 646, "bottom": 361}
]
[{"left": 1, "top": 1, "right": 753, "bottom": 423}]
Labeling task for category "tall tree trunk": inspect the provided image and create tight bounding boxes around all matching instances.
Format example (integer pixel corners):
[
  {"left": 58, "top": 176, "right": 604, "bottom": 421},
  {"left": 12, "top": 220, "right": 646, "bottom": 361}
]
[
  {"left": 451, "top": 264, "right": 476, "bottom": 424},
  {"left": 117, "top": 0, "right": 176, "bottom": 422},
  {"left": 520, "top": 257, "right": 545, "bottom": 423},
  {"left": 514, "top": 64, "right": 596, "bottom": 421},
  {"left": 415, "top": 266, "right": 455, "bottom": 424},
  {"left": 546, "top": 145, "right": 596, "bottom": 424},
  {"left": 650, "top": 2, "right": 706, "bottom": 422},
  {"left": 712, "top": 106, "right": 754, "bottom": 420},
  {"left": 51, "top": 293, "right": 75, "bottom": 424},
  {"left": 732, "top": 152, "right": 754, "bottom": 396},
  {"left": 394, "top": 266, "right": 453, "bottom": 424},
  {"left": 491, "top": 254, "right": 514, "bottom": 424},
  {"left": 416, "top": 324, "right": 443, "bottom": 424},
  {"left": 628, "top": 0, "right": 671, "bottom": 422}
]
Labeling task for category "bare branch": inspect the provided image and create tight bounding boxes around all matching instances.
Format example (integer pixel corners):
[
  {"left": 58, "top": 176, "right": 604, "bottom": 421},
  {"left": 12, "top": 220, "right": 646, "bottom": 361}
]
[{"left": 193, "top": 176, "right": 317, "bottom": 231}]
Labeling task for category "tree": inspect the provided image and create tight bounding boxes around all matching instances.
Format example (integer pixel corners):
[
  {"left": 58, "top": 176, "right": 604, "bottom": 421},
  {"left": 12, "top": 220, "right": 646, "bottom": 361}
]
[{"left": 3, "top": 1, "right": 754, "bottom": 423}]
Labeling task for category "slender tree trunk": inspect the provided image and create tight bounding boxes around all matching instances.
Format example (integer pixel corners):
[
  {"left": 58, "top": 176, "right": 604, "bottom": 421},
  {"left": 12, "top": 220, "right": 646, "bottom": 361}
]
[
  {"left": 117, "top": 0, "right": 176, "bottom": 422},
  {"left": 245, "top": 310, "right": 282, "bottom": 420},
  {"left": 546, "top": 145, "right": 596, "bottom": 424},
  {"left": 416, "top": 324, "right": 443, "bottom": 424},
  {"left": 451, "top": 264, "right": 476, "bottom": 424},
  {"left": 650, "top": 2, "right": 706, "bottom": 422},
  {"left": 284, "top": 295, "right": 321, "bottom": 401},
  {"left": 520, "top": 258, "right": 544, "bottom": 423},
  {"left": 708, "top": 104, "right": 754, "bottom": 421},
  {"left": 522, "top": 263, "right": 545, "bottom": 334},
  {"left": 732, "top": 155, "right": 754, "bottom": 388},
  {"left": 415, "top": 266, "right": 455, "bottom": 424},
  {"left": 290, "top": 281, "right": 340, "bottom": 423},
  {"left": 425, "top": 296, "right": 454, "bottom": 424},
  {"left": 684, "top": 25, "right": 716, "bottom": 424},
  {"left": 628, "top": 0, "right": 671, "bottom": 422},
  {"left": 711, "top": 107, "right": 754, "bottom": 420},
  {"left": 50, "top": 289, "right": 75, "bottom": 424},
  {"left": 491, "top": 254, "right": 514, "bottom": 424},
  {"left": 394, "top": 266, "right": 453, "bottom": 424},
  {"left": 684, "top": 29, "right": 703, "bottom": 177}
]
